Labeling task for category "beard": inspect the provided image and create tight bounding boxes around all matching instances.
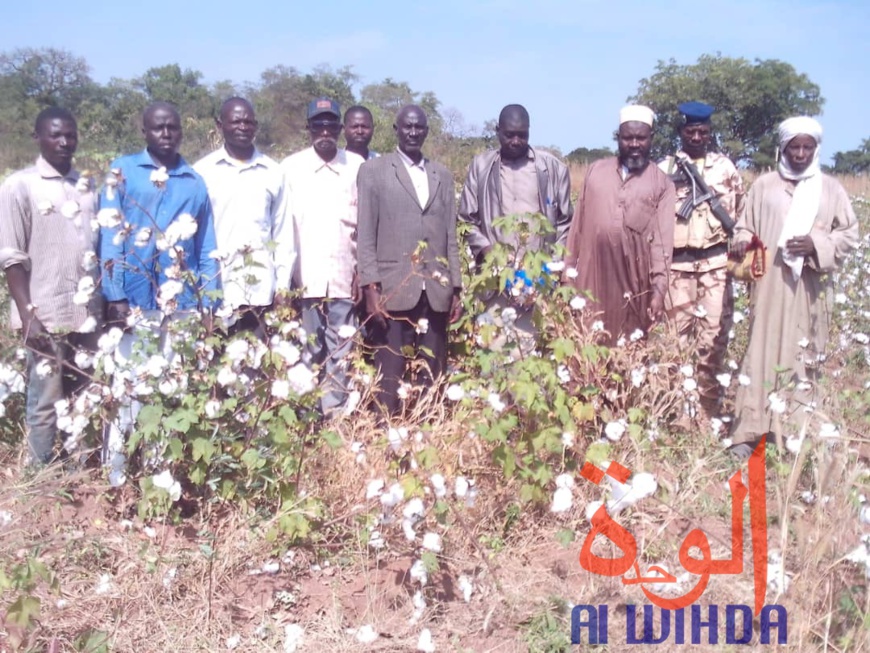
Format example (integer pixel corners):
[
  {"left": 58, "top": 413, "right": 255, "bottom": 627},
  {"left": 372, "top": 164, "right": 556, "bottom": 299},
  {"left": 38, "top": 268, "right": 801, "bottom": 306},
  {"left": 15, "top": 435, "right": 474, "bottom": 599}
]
[{"left": 622, "top": 153, "right": 649, "bottom": 172}]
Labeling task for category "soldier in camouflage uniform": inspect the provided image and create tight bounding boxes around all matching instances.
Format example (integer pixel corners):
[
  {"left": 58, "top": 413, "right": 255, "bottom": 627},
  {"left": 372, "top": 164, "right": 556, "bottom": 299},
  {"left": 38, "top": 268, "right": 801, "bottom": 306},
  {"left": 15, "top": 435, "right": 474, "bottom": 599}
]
[{"left": 659, "top": 102, "right": 745, "bottom": 418}]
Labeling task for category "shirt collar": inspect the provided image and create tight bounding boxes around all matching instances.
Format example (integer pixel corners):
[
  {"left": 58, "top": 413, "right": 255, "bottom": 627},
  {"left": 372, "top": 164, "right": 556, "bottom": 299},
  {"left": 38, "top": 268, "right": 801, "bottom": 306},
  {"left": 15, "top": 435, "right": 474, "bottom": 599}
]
[
  {"left": 35, "top": 155, "right": 79, "bottom": 181},
  {"left": 133, "top": 148, "right": 194, "bottom": 175},
  {"left": 215, "top": 146, "right": 269, "bottom": 170},
  {"left": 396, "top": 147, "right": 426, "bottom": 171}
]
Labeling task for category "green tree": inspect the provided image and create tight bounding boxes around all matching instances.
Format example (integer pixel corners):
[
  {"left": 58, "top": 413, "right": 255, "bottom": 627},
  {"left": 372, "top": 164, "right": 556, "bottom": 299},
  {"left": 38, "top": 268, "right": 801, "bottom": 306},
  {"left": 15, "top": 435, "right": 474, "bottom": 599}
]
[
  {"left": 629, "top": 54, "right": 824, "bottom": 169},
  {"left": 829, "top": 138, "right": 870, "bottom": 175},
  {"left": 566, "top": 146, "right": 614, "bottom": 165}
]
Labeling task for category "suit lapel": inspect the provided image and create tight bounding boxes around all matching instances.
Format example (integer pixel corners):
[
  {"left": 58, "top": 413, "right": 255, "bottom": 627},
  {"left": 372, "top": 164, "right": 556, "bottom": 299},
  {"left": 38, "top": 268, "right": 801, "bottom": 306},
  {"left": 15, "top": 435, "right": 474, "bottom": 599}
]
[{"left": 392, "top": 154, "right": 422, "bottom": 209}]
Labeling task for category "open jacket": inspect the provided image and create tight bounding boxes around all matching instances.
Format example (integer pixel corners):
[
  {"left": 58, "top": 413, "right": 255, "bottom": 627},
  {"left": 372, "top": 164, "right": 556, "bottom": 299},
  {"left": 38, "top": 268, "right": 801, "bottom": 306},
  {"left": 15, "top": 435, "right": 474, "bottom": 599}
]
[{"left": 458, "top": 147, "right": 573, "bottom": 259}]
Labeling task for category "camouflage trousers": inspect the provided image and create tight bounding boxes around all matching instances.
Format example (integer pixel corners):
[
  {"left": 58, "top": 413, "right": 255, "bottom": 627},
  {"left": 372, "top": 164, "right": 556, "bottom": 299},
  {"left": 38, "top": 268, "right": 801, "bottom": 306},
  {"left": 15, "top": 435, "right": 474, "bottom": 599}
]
[{"left": 665, "top": 267, "right": 733, "bottom": 409}]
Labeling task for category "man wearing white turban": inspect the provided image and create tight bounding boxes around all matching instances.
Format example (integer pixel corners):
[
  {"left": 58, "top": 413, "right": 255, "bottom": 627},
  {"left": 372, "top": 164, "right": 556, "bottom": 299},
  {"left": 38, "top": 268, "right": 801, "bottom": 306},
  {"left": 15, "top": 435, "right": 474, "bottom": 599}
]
[
  {"left": 564, "top": 105, "right": 675, "bottom": 342},
  {"left": 728, "top": 116, "right": 859, "bottom": 458}
]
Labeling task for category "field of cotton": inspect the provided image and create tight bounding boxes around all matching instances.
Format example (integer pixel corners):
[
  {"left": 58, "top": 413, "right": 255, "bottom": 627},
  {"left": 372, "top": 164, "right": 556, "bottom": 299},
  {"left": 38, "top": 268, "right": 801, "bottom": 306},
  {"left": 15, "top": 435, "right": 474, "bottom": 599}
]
[{"left": 0, "top": 178, "right": 868, "bottom": 652}]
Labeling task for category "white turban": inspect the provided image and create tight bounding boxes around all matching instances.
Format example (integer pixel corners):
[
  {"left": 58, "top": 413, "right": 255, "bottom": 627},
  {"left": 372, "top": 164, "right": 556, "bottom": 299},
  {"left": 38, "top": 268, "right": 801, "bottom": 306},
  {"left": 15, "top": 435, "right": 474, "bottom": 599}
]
[
  {"left": 778, "top": 116, "right": 823, "bottom": 181},
  {"left": 776, "top": 115, "right": 824, "bottom": 281},
  {"left": 619, "top": 105, "right": 655, "bottom": 127}
]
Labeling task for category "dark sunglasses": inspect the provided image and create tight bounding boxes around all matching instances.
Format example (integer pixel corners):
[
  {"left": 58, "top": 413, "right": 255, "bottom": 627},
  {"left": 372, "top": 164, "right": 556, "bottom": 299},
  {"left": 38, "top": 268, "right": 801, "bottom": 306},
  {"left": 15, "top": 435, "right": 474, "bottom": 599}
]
[{"left": 308, "top": 120, "right": 342, "bottom": 133}]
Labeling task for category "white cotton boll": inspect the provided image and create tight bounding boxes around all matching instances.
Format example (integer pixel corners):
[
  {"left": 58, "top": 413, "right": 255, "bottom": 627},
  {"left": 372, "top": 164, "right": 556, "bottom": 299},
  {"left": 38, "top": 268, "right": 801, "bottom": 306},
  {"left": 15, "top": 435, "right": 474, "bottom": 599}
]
[
  {"left": 680, "top": 364, "right": 694, "bottom": 377},
  {"left": 134, "top": 227, "right": 152, "bottom": 248},
  {"left": 631, "top": 473, "right": 657, "bottom": 499},
  {"left": 173, "top": 213, "right": 198, "bottom": 240},
  {"left": 569, "top": 296, "right": 586, "bottom": 311},
  {"left": 109, "top": 469, "right": 127, "bottom": 487},
  {"left": 501, "top": 306, "right": 517, "bottom": 324},
  {"left": 547, "top": 260, "right": 565, "bottom": 273},
  {"left": 455, "top": 476, "right": 469, "bottom": 498},
  {"left": 733, "top": 310, "right": 745, "bottom": 324},
  {"left": 631, "top": 367, "right": 646, "bottom": 388},
  {"left": 204, "top": 399, "right": 221, "bottom": 419},
  {"left": 410, "top": 559, "right": 429, "bottom": 586},
  {"left": 422, "top": 532, "right": 442, "bottom": 552},
  {"left": 368, "top": 530, "right": 386, "bottom": 550},
  {"left": 366, "top": 479, "right": 385, "bottom": 500},
  {"left": 287, "top": 364, "right": 315, "bottom": 395},
  {"left": 556, "top": 365, "right": 571, "bottom": 384},
  {"left": 411, "top": 589, "right": 427, "bottom": 623},
  {"left": 591, "top": 320, "right": 604, "bottom": 332},
  {"left": 225, "top": 339, "right": 250, "bottom": 364},
  {"left": 551, "top": 487, "right": 573, "bottom": 513},
  {"left": 381, "top": 483, "right": 404, "bottom": 509},
  {"left": 415, "top": 318, "right": 429, "bottom": 334},
  {"left": 430, "top": 474, "right": 447, "bottom": 498},
  {"left": 272, "top": 340, "right": 301, "bottom": 367},
  {"left": 60, "top": 199, "right": 80, "bottom": 219},
  {"left": 35, "top": 359, "right": 53, "bottom": 379},
  {"left": 95, "top": 573, "right": 113, "bottom": 595},
  {"left": 283, "top": 625, "right": 305, "bottom": 653},
  {"left": 585, "top": 500, "right": 604, "bottom": 522},
  {"left": 158, "top": 279, "right": 184, "bottom": 306},
  {"left": 226, "top": 634, "right": 241, "bottom": 650},
  {"left": 37, "top": 199, "right": 54, "bottom": 215},
  {"left": 352, "top": 625, "right": 379, "bottom": 644},
  {"left": 860, "top": 505, "right": 870, "bottom": 525},
  {"left": 271, "top": 379, "right": 290, "bottom": 400},
  {"left": 403, "top": 518, "right": 417, "bottom": 542},
  {"left": 403, "top": 497, "right": 425, "bottom": 521},
  {"left": 738, "top": 374, "right": 751, "bottom": 386},
  {"left": 388, "top": 427, "right": 404, "bottom": 452},
  {"left": 417, "top": 628, "right": 436, "bottom": 652},
  {"left": 615, "top": 336, "right": 626, "bottom": 347},
  {"left": 217, "top": 366, "right": 237, "bottom": 386},
  {"left": 397, "top": 382, "right": 411, "bottom": 399},
  {"left": 818, "top": 422, "right": 839, "bottom": 439},
  {"left": 487, "top": 392, "right": 506, "bottom": 412},
  {"left": 629, "top": 328, "right": 644, "bottom": 342},
  {"left": 555, "top": 473, "right": 574, "bottom": 490},
  {"left": 446, "top": 384, "right": 465, "bottom": 401},
  {"left": 561, "top": 432, "right": 575, "bottom": 448},
  {"left": 337, "top": 324, "right": 357, "bottom": 339},
  {"left": 767, "top": 392, "right": 787, "bottom": 415},
  {"left": 158, "top": 377, "right": 179, "bottom": 396},
  {"left": 96, "top": 207, "right": 122, "bottom": 228},
  {"left": 683, "top": 378, "right": 698, "bottom": 392},
  {"left": 262, "top": 560, "right": 280, "bottom": 574},
  {"left": 604, "top": 420, "right": 626, "bottom": 441},
  {"left": 458, "top": 575, "right": 473, "bottom": 602},
  {"left": 150, "top": 166, "right": 169, "bottom": 186},
  {"left": 785, "top": 435, "right": 804, "bottom": 455}
]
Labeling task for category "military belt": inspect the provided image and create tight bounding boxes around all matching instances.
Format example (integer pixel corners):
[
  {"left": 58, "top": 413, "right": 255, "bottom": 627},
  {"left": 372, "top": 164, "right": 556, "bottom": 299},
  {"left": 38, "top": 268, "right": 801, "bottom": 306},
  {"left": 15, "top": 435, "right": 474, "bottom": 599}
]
[{"left": 672, "top": 242, "right": 728, "bottom": 263}]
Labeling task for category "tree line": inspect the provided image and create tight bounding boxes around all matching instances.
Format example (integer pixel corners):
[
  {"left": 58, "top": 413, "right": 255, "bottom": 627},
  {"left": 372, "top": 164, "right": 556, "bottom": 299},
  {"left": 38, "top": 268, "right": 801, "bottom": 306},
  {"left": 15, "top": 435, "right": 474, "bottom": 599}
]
[{"left": 1, "top": 47, "right": 865, "bottom": 178}]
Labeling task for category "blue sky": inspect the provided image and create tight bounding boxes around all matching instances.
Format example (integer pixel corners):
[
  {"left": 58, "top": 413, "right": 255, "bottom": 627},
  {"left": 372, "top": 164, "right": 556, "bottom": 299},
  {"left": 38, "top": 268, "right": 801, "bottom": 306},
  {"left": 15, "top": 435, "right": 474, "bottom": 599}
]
[{"left": 3, "top": 0, "right": 868, "bottom": 163}]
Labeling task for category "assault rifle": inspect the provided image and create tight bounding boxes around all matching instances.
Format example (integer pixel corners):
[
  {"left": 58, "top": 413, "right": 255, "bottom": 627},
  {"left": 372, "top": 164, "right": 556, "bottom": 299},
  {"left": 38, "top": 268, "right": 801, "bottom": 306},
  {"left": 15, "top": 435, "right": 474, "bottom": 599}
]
[{"left": 673, "top": 157, "right": 736, "bottom": 235}]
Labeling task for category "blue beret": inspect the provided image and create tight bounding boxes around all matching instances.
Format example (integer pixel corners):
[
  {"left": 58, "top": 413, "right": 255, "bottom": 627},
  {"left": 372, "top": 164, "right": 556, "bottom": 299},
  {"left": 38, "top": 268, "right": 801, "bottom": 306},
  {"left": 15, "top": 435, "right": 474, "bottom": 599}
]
[{"left": 678, "top": 101, "right": 714, "bottom": 124}]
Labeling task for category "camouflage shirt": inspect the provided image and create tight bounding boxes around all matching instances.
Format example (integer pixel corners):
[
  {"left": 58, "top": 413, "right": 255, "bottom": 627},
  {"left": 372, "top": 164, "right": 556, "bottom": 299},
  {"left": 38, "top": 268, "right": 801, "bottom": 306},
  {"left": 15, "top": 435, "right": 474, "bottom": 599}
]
[{"left": 659, "top": 151, "right": 746, "bottom": 271}]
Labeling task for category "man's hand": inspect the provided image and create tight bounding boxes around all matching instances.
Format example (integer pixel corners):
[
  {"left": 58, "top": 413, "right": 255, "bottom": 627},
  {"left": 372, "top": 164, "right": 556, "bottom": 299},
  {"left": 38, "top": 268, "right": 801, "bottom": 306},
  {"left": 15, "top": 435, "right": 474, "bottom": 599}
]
[
  {"left": 363, "top": 285, "right": 389, "bottom": 330},
  {"left": 730, "top": 240, "right": 750, "bottom": 261},
  {"left": 449, "top": 290, "right": 463, "bottom": 324},
  {"left": 22, "top": 313, "right": 52, "bottom": 356},
  {"left": 647, "top": 291, "right": 664, "bottom": 324},
  {"left": 105, "top": 300, "right": 131, "bottom": 330},
  {"left": 786, "top": 235, "right": 815, "bottom": 258},
  {"left": 475, "top": 245, "right": 493, "bottom": 267}
]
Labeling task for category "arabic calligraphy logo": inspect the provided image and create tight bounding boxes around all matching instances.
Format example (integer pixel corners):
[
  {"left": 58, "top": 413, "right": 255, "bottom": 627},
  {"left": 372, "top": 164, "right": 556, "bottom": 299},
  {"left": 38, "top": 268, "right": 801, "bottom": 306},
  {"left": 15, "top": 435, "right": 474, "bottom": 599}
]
[{"left": 578, "top": 436, "right": 769, "bottom": 615}]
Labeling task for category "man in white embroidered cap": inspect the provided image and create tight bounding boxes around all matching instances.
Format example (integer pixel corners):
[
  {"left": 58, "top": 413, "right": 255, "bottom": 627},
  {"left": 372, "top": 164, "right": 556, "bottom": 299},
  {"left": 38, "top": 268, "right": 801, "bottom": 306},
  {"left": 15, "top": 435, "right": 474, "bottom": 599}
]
[
  {"left": 728, "top": 116, "right": 859, "bottom": 459},
  {"left": 563, "top": 105, "right": 675, "bottom": 343}
]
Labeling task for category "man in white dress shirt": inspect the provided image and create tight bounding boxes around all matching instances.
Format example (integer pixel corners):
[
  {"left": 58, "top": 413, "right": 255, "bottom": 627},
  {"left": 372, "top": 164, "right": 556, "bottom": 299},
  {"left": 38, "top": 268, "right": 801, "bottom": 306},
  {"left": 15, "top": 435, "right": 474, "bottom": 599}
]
[
  {"left": 282, "top": 98, "right": 364, "bottom": 417},
  {"left": 195, "top": 97, "right": 292, "bottom": 338}
]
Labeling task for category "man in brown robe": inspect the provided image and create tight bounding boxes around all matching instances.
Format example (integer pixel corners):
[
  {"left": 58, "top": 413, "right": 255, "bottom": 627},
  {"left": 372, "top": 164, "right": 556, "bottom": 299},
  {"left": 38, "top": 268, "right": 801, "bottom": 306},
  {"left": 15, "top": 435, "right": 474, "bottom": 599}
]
[
  {"left": 729, "top": 116, "right": 859, "bottom": 457},
  {"left": 564, "top": 105, "right": 675, "bottom": 342}
]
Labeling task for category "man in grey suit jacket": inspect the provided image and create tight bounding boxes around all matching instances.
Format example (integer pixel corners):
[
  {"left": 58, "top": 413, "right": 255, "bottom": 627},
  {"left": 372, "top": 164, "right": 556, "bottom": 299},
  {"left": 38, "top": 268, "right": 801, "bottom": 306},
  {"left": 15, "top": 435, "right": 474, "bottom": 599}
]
[
  {"left": 458, "top": 104, "right": 572, "bottom": 356},
  {"left": 357, "top": 104, "right": 463, "bottom": 415}
]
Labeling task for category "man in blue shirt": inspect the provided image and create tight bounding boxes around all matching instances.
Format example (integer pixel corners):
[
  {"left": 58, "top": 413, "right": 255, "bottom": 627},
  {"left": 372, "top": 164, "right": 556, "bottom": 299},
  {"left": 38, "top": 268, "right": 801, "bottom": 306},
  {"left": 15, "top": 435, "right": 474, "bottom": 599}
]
[
  {"left": 98, "top": 101, "right": 218, "bottom": 485},
  {"left": 100, "top": 101, "right": 219, "bottom": 323}
]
